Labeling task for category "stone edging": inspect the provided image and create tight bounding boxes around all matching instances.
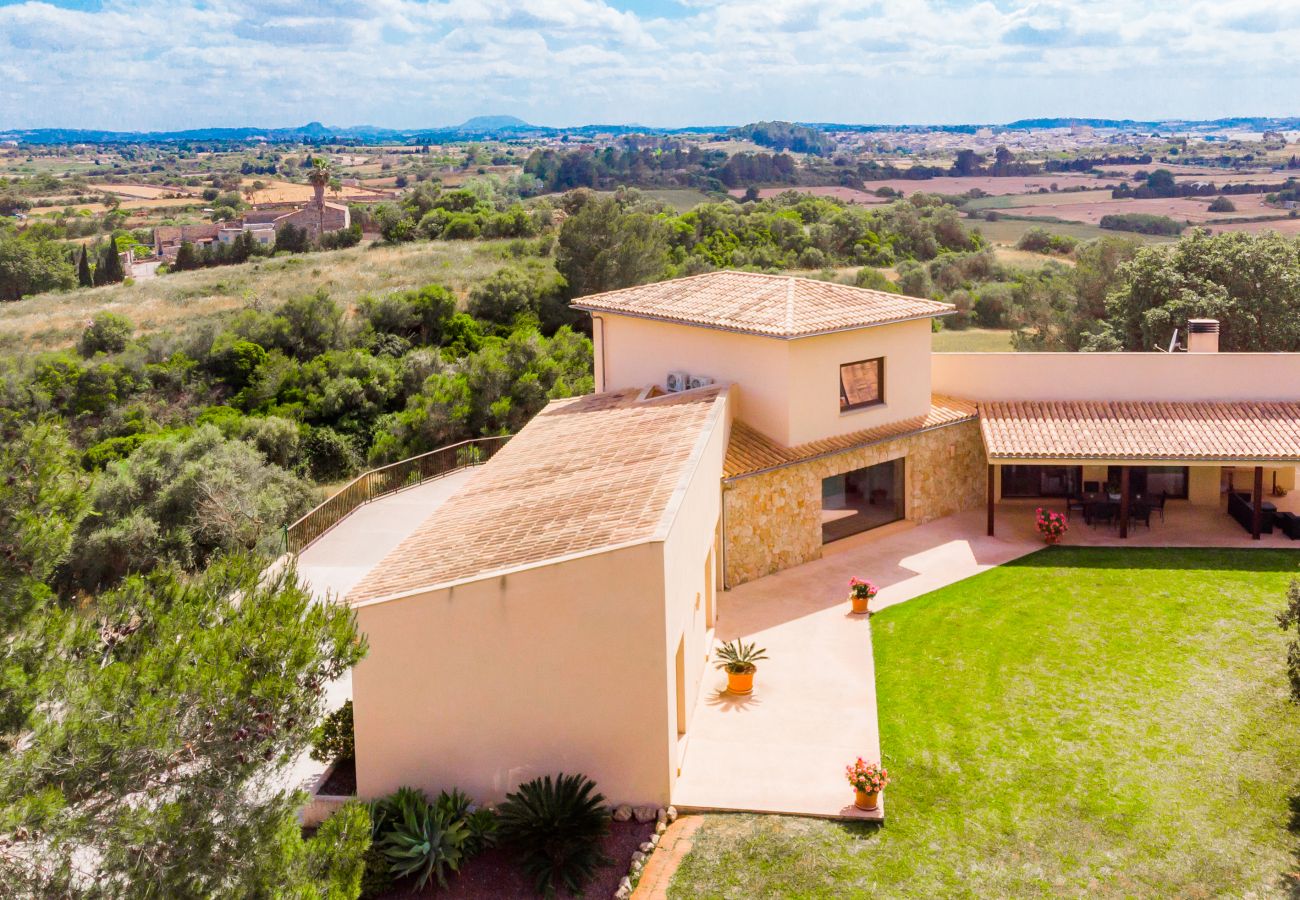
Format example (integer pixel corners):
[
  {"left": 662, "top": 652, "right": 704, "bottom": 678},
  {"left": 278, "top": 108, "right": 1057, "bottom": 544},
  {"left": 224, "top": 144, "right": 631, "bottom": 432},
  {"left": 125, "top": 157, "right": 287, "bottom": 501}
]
[{"left": 610, "top": 804, "right": 676, "bottom": 898}]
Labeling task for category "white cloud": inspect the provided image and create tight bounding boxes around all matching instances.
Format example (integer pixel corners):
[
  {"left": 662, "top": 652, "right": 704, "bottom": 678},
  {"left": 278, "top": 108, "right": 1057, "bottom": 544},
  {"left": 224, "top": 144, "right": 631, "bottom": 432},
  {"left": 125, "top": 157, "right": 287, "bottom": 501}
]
[{"left": 0, "top": 0, "right": 1297, "bottom": 129}]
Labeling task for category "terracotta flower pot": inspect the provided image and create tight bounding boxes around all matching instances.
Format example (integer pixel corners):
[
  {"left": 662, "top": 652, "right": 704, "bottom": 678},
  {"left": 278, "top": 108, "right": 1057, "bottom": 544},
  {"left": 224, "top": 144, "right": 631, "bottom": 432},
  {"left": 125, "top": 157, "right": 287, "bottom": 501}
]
[
  {"left": 854, "top": 788, "right": 880, "bottom": 811},
  {"left": 726, "top": 667, "right": 755, "bottom": 694},
  {"left": 850, "top": 595, "right": 870, "bottom": 615}
]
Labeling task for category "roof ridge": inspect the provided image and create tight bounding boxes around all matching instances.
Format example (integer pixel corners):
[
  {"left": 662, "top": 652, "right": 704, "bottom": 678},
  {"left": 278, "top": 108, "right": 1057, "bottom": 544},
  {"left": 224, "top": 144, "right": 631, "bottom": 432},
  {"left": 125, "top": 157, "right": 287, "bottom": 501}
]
[{"left": 785, "top": 276, "right": 795, "bottom": 333}]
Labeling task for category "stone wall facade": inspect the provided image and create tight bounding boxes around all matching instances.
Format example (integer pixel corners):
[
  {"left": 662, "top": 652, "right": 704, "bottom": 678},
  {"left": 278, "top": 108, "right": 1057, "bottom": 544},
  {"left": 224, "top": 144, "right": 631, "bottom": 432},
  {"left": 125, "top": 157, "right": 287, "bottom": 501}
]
[{"left": 722, "top": 420, "right": 986, "bottom": 587}]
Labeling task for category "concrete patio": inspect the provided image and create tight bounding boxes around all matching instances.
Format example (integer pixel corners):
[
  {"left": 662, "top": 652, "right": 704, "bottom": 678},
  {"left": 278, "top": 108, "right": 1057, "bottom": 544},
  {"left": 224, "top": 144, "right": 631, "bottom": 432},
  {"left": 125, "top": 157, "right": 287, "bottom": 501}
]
[{"left": 673, "top": 493, "right": 1300, "bottom": 820}]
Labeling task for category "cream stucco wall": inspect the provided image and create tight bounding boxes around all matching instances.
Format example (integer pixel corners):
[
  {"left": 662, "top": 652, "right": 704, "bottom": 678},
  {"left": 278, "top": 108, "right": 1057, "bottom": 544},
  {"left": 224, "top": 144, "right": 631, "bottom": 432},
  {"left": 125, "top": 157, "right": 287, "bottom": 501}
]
[
  {"left": 932, "top": 352, "right": 1300, "bottom": 402},
  {"left": 353, "top": 542, "right": 670, "bottom": 807},
  {"left": 657, "top": 400, "right": 727, "bottom": 785},
  {"left": 594, "top": 314, "right": 791, "bottom": 444},
  {"left": 594, "top": 313, "right": 933, "bottom": 447},
  {"left": 784, "top": 318, "right": 932, "bottom": 446}
]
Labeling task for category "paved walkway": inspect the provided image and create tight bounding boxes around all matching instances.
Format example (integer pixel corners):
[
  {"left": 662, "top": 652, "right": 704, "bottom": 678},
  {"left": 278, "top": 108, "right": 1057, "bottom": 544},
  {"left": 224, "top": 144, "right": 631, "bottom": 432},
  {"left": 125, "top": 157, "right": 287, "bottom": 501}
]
[
  {"left": 672, "top": 508, "right": 1037, "bottom": 821},
  {"left": 282, "top": 470, "right": 476, "bottom": 804}
]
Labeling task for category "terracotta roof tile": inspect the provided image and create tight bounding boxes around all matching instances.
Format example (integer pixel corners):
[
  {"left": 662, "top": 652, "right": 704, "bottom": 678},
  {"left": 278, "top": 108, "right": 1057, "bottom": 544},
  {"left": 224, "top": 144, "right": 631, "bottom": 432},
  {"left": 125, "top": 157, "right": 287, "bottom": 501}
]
[
  {"left": 572, "top": 270, "right": 953, "bottom": 338},
  {"left": 724, "top": 395, "right": 978, "bottom": 479},
  {"left": 980, "top": 400, "right": 1300, "bottom": 461},
  {"left": 347, "top": 386, "right": 728, "bottom": 604}
]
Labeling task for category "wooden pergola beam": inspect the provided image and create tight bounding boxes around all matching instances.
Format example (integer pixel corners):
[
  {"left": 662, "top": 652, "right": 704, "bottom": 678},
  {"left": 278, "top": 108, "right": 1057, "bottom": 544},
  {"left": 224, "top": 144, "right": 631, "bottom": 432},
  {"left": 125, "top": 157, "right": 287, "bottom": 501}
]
[
  {"left": 987, "top": 464, "right": 995, "bottom": 537},
  {"left": 1253, "top": 465, "right": 1264, "bottom": 540}
]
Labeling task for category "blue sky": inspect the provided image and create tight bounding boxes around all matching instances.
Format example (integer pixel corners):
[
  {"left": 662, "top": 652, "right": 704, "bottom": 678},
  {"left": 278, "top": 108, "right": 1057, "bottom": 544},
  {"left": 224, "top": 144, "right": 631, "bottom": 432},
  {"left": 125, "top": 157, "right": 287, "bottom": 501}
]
[{"left": 1, "top": 0, "right": 1297, "bottom": 131}]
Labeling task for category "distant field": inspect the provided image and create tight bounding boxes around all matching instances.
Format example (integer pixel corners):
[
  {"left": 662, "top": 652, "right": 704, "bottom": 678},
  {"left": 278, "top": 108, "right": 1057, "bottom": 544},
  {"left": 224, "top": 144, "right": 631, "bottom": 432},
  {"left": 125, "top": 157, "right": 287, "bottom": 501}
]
[
  {"left": 1002, "top": 193, "right": 1288, "bottom": 226},
  {"left": 932, "top": 327, "right": 1014, "bottom": 352},
  {"left": 963, "top": 189, "right": 1115, "bottom": 211},
  {"left": 0, "top": 240, "right": 532, "bottom": 352},
  {"left": 643, "top": 188, "right": 716, "bottom": 211},
  {"left": 971, "top": 216, "right": 1175, "bottom": 245}
]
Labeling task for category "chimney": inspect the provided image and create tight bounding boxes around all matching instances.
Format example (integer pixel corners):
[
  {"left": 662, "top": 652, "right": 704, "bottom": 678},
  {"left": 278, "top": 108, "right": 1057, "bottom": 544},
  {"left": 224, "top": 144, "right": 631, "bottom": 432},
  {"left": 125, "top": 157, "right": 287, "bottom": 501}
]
[{"left": 1187, "top": 318, "right": 1219, "bottom": 353}]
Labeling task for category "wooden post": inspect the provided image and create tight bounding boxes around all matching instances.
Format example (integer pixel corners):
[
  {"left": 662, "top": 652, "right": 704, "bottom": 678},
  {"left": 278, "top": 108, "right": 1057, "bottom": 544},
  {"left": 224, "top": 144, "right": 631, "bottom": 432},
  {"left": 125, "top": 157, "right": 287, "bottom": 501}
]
[
  {"left": 987, "top": 464, "right": 996, "bottom": 537},
  {"left": 1119, "top": 466, "right": 1130, "bottom": 539},
  {"left": 1253, "top": 465, "right": 1264, "bottom": 540}
]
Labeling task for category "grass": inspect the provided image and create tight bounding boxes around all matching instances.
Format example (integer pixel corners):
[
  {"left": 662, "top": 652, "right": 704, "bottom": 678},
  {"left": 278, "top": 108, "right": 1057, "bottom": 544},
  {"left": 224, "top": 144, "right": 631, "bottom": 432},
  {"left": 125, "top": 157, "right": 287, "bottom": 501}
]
[
  {"left": 972, "top": 217, "right": 1175, "bottom": 246},
  {"left": 669, "top": 547, "right": 1300, "bottom": 898},
  {"left": 932, "top": 327, "right": 1015, "bottom": 352},
  {"left": 0, "top": 239, "right": 538, "bottom": 352}
]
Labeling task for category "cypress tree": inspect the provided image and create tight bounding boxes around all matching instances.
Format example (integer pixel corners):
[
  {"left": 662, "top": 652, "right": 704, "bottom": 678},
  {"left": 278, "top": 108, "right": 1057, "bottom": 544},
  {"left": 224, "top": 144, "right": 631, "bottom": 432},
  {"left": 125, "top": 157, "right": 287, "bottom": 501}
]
[
  {"left": 174, "top": 241, "right": 198, "bottom": 271},
  {"left": 95, "top": 240, "right": 126, "bottom": 286},
  {"left": 77, "top": 246, "right": 93, "bottom": 287}
]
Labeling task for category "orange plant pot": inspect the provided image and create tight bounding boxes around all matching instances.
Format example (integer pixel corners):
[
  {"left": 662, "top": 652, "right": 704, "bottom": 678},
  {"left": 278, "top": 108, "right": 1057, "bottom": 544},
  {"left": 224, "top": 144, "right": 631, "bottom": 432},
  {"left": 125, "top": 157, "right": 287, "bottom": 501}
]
[
  {"left": 726, "top": 667, "right": 755, "bottom": 694},
  {"left": 850, "top": 595, "right": 870, "bottom": 615},
  {"left": 854, "top": 789, "right": 880, "bottom": 811}
]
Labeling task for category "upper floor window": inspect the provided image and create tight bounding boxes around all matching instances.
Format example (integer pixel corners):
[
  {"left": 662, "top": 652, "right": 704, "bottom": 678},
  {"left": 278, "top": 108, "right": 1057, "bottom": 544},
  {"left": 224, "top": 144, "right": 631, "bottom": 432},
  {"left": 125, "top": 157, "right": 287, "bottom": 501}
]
[{"left": 840, "top": 358, "right": 883, "bottom": 411}]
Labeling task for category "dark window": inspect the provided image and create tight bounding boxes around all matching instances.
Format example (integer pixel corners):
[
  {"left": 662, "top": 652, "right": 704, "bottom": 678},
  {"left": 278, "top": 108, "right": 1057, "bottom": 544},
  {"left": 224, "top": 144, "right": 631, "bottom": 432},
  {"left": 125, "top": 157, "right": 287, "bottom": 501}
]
[
  {"left": 1107, "top": 465, "right": 1189, "bottom": 499},
  {"left": 839, "top": 358, "right": 883, "bottom": 411},
  {"left": 1001, "top": 465, "right": 1082, "bottom": 498},
  {"left": 821, "top": 458, "right": 905, "bottom": 543}
]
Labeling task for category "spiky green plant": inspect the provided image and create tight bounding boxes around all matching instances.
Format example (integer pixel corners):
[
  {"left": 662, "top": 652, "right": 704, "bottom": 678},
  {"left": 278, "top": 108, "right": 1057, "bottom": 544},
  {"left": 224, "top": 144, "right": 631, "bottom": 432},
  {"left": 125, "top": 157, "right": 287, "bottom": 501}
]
[
  {"left": 437, "top": 787, "right": 498, "bottom": 855},
  {"left": 714, "top": 639, "right": 769, "bottom": 674},
  {"left": 379, "top": 797, "right": 468, "bottom": 890},
  {"left": 497, "top": 773, "right": 610, "bottom": 897}
]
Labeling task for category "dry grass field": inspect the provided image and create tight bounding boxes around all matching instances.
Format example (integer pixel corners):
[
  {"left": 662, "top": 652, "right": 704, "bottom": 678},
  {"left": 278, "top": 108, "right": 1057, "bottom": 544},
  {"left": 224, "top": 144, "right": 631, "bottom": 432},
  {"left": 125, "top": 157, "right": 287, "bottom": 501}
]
[
  {"left": 729, "top": 186, "right": 890, "bottom": 204},
  {"left": 0, "top": 240, "right": 533, "bottom": 352},
  {"left": 1003, "top": 193, "right": 1286, "bottom": 226}
]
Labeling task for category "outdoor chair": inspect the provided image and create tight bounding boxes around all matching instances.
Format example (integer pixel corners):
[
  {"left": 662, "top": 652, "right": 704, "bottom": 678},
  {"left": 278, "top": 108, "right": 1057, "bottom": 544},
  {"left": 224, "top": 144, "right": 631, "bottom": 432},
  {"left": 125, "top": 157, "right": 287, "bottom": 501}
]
[
  {"left": 1128, "top": 504, "right": 1152, "bottom": 529},
  {"left": 1149, "top": 492, "right": 1167, "bottom": 522},
  {"left": 1066, "top": 496, "right": 1087, "bottom": 519}
]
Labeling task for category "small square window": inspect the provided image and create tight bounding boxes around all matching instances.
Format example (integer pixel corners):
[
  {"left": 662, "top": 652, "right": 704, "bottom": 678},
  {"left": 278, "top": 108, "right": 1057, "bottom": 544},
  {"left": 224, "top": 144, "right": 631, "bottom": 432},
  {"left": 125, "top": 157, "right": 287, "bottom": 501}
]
[{"left": 840, "top": 358, "right": 883, "bottom": 411}]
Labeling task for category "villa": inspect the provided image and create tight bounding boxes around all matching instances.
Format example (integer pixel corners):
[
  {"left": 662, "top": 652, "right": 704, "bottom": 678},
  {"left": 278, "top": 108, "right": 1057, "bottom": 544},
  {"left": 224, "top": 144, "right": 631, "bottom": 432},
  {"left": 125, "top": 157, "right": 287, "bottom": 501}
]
[{"left": 342, "top": 270, "right": 1300, "bottom": 813}]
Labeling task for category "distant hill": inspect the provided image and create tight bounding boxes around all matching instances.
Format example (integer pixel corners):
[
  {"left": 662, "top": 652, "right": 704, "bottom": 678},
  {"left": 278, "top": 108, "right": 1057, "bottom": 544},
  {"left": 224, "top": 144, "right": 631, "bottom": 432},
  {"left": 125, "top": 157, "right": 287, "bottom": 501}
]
[{"left": 456, "top": 115, "right": 531, "bottom": 131}]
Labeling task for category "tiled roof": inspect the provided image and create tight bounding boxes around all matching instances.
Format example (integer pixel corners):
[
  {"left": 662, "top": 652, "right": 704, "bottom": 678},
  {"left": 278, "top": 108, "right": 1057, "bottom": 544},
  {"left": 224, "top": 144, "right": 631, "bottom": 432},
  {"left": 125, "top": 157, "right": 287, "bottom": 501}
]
[
  {"left": 572, "top": 270, "right": 953, "bottom": 338},
  {"left": 724, "top": 396, "right": 978, "bottom": 479},
  {"left": 979, "top": 400, "right": 1300, "bottom": 461},
  {"left": 347, "top": 386, "right": 728, "bottom": 604}
]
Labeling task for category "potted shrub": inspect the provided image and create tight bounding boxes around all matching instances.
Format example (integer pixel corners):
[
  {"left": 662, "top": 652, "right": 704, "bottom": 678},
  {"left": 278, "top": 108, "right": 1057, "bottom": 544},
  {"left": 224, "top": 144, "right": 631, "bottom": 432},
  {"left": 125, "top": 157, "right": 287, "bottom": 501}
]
[
  {"left": 1035, "top": 507, "right": 1068, "bottom": 545},
  {"left": 848, "top": 577, "right": 878, "bottom": 615},
  {"left": 715, "top": 639, "right": 768, "bottom": 695},
  {"left": 845, "top": 758, "right": 889, "bottom": 811}
]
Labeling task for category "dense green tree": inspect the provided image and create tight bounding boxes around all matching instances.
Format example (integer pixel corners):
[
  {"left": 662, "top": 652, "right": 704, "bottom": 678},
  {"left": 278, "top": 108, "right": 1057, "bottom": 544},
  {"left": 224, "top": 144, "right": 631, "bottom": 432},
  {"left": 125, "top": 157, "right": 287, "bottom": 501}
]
[
  {"left": 0, "top": 555, "right": 368, "bottom": 897},
  {"left": 0, "top": 235, "right": 77, "bottom": 301},
  {"left": 1104, "top": 229, "right": 1300, "bottom": 351},
  {"left": 556, "top": 196, "right": 670, "bottom": 298},
  {"left": 64, "top": 426, "right": 316, "bottom": 590},
  {"left": 173, "top": 240, "right": 199, "bottom": 271}
]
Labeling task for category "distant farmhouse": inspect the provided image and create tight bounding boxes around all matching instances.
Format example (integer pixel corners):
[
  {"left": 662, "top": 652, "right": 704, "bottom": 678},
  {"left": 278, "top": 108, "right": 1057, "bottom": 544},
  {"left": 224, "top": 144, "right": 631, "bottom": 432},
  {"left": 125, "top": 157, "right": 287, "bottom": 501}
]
[{"left": 153, "top": 180, "right": 349, "bottom": 261}]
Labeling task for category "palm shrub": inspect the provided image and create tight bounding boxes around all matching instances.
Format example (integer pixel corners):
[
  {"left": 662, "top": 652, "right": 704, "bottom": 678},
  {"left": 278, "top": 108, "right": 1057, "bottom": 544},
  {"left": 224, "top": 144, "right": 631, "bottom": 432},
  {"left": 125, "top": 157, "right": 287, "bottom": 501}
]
[
  {"left": 498, "top": 773, "right": 610, "bottom": 897},
  {"left": 378, "top": 794, "right": 468, "bottom": 890}
]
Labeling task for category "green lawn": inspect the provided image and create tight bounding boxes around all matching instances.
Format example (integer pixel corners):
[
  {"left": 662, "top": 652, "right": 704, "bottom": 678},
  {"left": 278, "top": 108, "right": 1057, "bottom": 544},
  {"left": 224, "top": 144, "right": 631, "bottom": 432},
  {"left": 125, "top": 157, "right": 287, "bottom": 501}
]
[
  {"left": 669, "top": 548, "right": 1300, "bottom": 898},
  {"left": 932, "top": 327, "right": 1015, "bottom": 352}
]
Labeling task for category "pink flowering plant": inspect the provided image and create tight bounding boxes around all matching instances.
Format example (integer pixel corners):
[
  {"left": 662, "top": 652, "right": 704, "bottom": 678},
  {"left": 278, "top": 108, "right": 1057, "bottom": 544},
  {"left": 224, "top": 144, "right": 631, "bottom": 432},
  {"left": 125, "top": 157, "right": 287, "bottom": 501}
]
[
  {"left": 845, "top": 758, "right": 889, "bottom": 793},
  {"left": 1035, "top": 507, "right": 1068, "bottom": 544},
  {"left": 849, "top": 577, "right": 878, "bottom": 600}
]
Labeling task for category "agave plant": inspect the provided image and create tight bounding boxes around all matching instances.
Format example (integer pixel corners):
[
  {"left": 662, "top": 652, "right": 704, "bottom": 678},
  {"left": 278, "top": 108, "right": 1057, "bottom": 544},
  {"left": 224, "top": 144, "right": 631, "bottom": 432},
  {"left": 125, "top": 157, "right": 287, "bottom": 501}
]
[
  {"left": 497, "top": 773, "right": 611, "bottom": 898},
  {"left": 437, "top": 786, "right": 498, "bottom": 855},
  {"left": 714, "top": 639, "right": 769, "bottom": 674},
  {"left": 379, "top": 796, "right": 469, "bottom": 890}
]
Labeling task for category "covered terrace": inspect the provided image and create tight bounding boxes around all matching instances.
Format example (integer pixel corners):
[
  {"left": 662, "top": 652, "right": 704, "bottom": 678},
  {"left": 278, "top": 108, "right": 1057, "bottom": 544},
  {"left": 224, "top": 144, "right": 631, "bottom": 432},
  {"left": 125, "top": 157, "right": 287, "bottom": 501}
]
[{"left": 979, "top": 400, "right": 1300, "bottom": 541}]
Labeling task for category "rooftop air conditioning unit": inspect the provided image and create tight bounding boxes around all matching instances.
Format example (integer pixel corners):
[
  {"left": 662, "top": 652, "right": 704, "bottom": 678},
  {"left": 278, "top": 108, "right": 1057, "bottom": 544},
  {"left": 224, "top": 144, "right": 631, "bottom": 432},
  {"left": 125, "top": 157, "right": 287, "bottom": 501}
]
[
  {"left": 688, "top": 374, "right": 714, "bottom": 390},
  {"left": 666, "top": 371, "right": 690, "bottom": 392}
]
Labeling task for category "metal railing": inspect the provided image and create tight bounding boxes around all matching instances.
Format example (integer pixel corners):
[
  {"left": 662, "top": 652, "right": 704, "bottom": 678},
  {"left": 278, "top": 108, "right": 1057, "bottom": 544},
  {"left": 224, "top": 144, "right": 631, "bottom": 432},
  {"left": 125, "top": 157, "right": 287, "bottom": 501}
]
[{"left": 284, "top": 435, "right": 511, "bottom": 554}]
